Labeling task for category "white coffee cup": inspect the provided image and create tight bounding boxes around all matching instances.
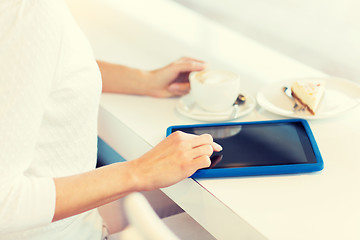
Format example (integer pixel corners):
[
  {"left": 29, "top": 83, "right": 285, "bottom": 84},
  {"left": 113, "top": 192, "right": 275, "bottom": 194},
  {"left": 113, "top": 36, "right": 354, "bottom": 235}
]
[{"left": 189, "top": 70, "right": 240, "bottom": 112}]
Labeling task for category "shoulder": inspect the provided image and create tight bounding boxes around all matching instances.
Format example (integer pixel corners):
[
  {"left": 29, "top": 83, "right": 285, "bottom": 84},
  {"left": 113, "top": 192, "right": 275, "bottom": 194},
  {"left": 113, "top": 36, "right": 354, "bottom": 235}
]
[
  {"left": 0, "top": 0, "right": 66, "bottom": 40},
  {"left": 0, "top": 0, "right": 68, "bottom": 90}
]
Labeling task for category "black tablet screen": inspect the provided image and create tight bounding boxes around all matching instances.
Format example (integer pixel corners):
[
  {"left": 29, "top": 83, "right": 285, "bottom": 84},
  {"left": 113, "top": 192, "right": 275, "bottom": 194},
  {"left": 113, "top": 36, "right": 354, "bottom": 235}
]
[{"left": 171, "top": 122, "right": 317, "bottom": 169}]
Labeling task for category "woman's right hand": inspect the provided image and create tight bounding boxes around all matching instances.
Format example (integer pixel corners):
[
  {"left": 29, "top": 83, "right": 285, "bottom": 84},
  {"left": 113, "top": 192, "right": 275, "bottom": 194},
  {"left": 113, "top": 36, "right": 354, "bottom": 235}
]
[
  {"left": 128, "top": 131, "right": 222, "bottom": 191},
  {"left": 52, "top": 131, "right": 221, "bottom": 222}
]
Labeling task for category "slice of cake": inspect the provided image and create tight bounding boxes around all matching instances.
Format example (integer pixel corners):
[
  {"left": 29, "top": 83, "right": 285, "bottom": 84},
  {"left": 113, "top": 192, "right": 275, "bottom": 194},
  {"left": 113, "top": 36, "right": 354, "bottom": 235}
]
[{"left": 291, "top": 79, "right": 325, "bottom": 115}]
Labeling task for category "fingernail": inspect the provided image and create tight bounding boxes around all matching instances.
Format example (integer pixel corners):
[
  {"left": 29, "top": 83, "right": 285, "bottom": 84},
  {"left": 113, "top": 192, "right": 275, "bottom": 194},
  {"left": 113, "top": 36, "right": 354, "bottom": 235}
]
[
  {"left": 214, "top": 142, "right": 223, "bottom": 151},
  {"left": 193, "top": 62, "right": 207, "bottom": 69},
  {"left": 168, "top": 84, "right": 178, "bottom": 91}
]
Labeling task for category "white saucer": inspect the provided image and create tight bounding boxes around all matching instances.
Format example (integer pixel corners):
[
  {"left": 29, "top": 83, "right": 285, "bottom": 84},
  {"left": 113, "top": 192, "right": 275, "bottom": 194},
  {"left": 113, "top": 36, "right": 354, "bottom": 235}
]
[
  {"left": 176, "top": 93, "right": 256, "bottom": 122},
  {"left": 256, "top": 77, "right": 360, "bottom": 119}
]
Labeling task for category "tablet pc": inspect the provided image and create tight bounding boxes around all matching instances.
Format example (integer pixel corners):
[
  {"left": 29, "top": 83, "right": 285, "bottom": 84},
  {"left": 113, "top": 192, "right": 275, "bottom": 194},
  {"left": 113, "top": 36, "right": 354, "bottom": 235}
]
[{"left": 166, "top": 119, "right": 323, "bottom": 178}]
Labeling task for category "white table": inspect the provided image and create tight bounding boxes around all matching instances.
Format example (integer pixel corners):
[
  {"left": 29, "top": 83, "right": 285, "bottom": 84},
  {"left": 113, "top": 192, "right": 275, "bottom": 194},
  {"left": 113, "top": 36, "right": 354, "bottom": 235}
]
[{"left": 68, "top": 0, "right": 360, "bottom": 239}]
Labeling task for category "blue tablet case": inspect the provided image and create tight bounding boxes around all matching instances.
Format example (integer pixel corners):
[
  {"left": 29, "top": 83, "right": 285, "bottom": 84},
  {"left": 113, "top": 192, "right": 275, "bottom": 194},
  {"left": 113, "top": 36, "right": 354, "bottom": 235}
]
[{"left": 166, "top": 119, "right": 323, "bottom": 178}]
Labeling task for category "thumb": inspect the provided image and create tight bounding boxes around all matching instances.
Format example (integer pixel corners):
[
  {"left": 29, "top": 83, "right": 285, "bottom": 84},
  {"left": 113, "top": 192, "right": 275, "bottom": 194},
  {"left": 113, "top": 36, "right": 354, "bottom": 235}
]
[{"left": 167, "top": 82, "right": 190, "bottom": 96}]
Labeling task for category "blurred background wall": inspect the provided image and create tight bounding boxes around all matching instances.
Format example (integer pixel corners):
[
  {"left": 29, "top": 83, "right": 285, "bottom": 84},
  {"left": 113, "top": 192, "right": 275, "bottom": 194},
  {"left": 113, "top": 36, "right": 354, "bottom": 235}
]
[{"left": 173, "top": 0, "right": 360, "bottom": 83}]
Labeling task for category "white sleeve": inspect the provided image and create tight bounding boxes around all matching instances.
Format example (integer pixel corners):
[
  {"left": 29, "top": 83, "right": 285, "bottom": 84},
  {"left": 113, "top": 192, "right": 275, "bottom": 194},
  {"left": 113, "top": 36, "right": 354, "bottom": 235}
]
[{"left": 0, "top": 1, "right": 62, "bottom": 233}]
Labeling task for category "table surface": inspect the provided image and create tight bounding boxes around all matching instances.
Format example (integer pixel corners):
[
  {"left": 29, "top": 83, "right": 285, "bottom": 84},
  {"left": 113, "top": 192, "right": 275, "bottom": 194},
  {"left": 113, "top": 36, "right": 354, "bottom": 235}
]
[{"left": 68, "top": 0, "right": 360, "bottom": 239}]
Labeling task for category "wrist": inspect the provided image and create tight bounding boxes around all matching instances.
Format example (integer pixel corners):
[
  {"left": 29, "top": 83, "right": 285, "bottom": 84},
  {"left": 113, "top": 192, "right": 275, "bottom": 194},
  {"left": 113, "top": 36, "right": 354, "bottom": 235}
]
[
  {"left": 122, "top": 160, "right": 144, "bottom": 192},
  {"left": 138, "top": 69, "right": 154, "bottom": 96},
  {"left": 105, "top": 161, "right": 141, "bottom": 196}
]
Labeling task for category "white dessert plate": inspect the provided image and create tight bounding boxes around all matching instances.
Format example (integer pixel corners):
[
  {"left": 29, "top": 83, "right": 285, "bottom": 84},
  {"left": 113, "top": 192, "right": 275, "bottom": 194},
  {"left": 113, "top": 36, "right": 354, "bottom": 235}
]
[
  {"left": 256, "top": 77, "right": 360, "bottom": 119},
  {"left": 176, "top": 93, "right": 256, "bottom": 122}
]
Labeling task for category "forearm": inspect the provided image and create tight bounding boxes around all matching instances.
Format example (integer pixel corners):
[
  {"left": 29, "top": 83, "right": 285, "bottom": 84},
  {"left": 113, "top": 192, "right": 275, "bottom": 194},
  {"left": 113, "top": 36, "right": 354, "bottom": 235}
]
[
  {"left": 52, "top": 131, "right": 221, "bottom": 222},
  {"left": 52, "top": 161, "right": 138, "bottom": 222},
  {"left": 97, "top": 60, "right": 151, "bottom": 95},
  {"left": 97, "top": 57, "right": 206, "bottom": 98}
]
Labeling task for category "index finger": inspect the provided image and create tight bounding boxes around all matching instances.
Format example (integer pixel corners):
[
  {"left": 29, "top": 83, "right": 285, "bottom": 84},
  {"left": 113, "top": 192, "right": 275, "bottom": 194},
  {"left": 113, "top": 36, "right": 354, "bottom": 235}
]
[
  {"left": 190, "top": 134, "right": 223, "bottom": 152},
  {"left": 174, "top": 60, "right": 206, "bottom": 73}
]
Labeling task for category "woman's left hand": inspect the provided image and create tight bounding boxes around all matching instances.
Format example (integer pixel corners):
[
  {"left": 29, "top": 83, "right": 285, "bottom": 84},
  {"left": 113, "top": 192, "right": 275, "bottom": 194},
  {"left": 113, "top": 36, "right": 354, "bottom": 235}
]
[{"left": 146, "top": 57, "right": 206, "bottom": 98}]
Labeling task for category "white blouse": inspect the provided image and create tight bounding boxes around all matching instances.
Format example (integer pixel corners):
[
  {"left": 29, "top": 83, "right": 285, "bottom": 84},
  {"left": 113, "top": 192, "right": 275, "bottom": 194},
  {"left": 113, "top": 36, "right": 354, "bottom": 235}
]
[{"left": 0, "top": 0, "right": 103, "bottom": 239}]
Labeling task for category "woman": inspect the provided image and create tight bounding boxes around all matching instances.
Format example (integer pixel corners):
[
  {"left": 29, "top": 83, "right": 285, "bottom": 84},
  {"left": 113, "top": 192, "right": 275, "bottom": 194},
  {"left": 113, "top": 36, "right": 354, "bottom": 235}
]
[{"left": 0, "top": 1, "right": 221, "bottom": 239}]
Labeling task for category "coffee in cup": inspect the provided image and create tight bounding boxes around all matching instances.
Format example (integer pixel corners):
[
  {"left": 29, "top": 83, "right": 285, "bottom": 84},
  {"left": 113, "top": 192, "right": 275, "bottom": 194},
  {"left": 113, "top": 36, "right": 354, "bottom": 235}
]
[{"left": 189, "top": 70, "right": 240, "bottom": 112}]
